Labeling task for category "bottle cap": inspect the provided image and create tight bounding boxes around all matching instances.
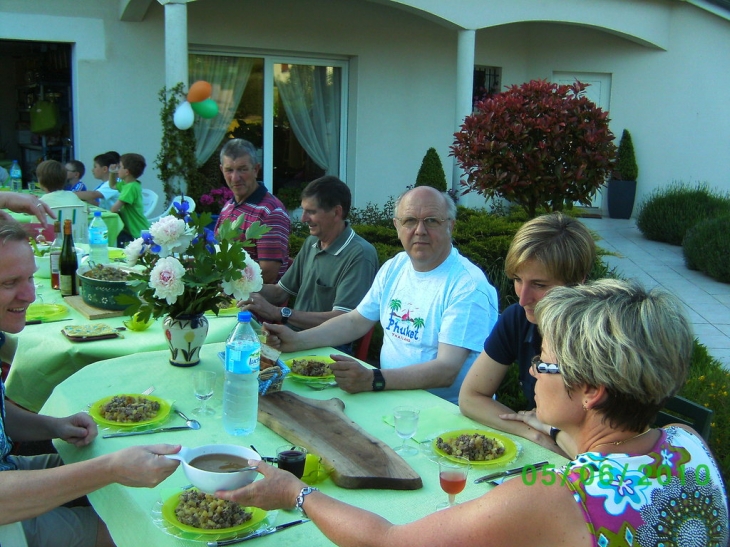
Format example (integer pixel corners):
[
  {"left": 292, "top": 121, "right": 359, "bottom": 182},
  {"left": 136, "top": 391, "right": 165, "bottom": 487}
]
[
  {"left": 237, "top": 310, "right": 252, "bottom": 323},
  {"left": 94, "top": 211, "right": 102, "bottom": 217}
]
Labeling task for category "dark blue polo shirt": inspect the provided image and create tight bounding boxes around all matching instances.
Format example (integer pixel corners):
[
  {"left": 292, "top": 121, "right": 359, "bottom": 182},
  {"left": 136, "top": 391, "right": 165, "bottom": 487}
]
[{"left": 483, "top": 303, "right": 541, "bottom": 408}]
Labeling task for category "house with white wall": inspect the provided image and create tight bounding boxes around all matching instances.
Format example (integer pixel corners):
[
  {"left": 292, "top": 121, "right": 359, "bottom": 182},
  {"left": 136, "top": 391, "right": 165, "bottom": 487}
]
[{"left": 1, "top": 0, "right": 728, "bottom": 217}]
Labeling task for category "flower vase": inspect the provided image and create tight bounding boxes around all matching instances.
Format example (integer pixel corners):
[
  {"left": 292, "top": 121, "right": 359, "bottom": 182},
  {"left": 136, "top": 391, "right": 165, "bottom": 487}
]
[{"left": 163, "top": 314, "right": 209, "bottom": 367}]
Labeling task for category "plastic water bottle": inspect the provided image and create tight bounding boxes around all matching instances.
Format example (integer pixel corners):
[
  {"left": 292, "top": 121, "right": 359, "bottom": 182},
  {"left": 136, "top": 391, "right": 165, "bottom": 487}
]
[
  {"left": 223, "top": 311, "right": 261, "bottom": 436},
  {"left": 88, "top": 211, "right": 109, "bottom": 264},
  {"left": 9, "top": 161, "right": 22, "bottom": 192}
]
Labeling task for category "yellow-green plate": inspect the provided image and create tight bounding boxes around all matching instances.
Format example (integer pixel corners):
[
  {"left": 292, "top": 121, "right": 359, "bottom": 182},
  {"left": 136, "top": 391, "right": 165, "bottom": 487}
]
[
  {"left": 88, "top": 394, "right": 171, "bottom": 428},
  {"left": 284, "top": 356, "right": 336, "bottom": 381},
  {"left": 26, "top": 303, "right": 68, "bottom": 322},
  {"left": 432, "top": 429, "right": 519, "bottom": 467},
  {"left": 108, "top": 248, "right": 126, "bottom": 260},
  {"left": 161, "top": 491, "right": 267, "bottom": 535}
]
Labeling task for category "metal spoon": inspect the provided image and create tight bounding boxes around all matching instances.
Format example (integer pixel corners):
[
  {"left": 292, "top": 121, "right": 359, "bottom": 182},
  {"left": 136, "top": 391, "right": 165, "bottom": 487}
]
[{"left": 174, "top": 408, "right": 202, "bottom": 430}]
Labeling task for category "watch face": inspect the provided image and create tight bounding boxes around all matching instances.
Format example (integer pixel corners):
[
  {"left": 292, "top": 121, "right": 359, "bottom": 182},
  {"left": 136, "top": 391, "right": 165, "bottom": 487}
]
[{"left": 281, "top": 307, "right": 292, "bottom": 318}]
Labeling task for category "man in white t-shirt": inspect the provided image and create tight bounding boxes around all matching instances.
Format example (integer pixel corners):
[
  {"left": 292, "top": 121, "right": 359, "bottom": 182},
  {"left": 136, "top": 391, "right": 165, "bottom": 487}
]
[{"left": 266, "top": 186, "right": 498, "bottom": 403}]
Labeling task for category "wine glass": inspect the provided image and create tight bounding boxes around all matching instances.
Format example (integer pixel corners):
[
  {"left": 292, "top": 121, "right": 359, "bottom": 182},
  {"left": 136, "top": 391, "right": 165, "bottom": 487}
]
[
  {"left": 192, "top": 370, "right": 216, "bottom": 416},
  {"left": 393, "top": 405, "right": 420, "bottom": 457},
  {"left": 437, "top": 456, "right": 470, "bottom": 510}
]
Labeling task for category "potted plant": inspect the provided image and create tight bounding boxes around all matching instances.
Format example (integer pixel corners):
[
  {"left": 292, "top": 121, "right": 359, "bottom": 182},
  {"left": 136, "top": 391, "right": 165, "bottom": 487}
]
[{"left": 607, "top": 129, "right": 639, "bottom": 219}]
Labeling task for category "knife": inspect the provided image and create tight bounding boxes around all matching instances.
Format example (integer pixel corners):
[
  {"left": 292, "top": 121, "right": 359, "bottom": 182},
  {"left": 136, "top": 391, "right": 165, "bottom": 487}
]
[
  {"left": 474, "top": 460, "right": 549, "bottom": 484},
  {"left": 206, "top": 519, "right": 310, "bottom": 546},
  {"left": 26, "top": 318, "right": 73, "bottom": 325},
  {"left": 102, "top": 426, "right": 196, "bottom": 438}
]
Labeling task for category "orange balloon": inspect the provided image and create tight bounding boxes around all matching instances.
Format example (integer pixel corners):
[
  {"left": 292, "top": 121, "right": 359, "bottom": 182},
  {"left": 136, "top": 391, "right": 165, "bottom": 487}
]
[{"left": 187, "top": 80, "right": 212, "bottom": 103}]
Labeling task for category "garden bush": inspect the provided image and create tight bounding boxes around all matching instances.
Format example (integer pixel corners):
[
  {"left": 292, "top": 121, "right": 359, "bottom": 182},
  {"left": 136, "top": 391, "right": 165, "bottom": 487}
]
[
  {"left": 415, "top": 147, "right": 447, "bottom": 191},
  {"left": 636, "top": 182, "right": 730, "bottom": 245},
  {"left": 682, "top": 215, "right": 730, "bottom": 283}
]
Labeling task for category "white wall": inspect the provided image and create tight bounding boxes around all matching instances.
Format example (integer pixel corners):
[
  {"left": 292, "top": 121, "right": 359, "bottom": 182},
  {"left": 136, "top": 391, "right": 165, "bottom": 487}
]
[{"left": 2, "top": 0, "right": 728, "bottom": 215}]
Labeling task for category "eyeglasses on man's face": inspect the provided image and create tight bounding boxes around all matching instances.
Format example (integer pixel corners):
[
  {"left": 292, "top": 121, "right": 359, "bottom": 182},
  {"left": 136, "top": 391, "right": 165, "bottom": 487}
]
[
  {"left": 531, "top": 355, "right": 561, "bottom": 374},
  {"left": 394, "top": 217, "right": 449, "bottom": 230}
]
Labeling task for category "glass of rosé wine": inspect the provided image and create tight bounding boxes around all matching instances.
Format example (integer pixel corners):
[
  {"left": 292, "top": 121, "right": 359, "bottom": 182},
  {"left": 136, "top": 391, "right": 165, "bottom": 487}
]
[{"left": 437, "top": 456, "right": 470, "bottom": 510}]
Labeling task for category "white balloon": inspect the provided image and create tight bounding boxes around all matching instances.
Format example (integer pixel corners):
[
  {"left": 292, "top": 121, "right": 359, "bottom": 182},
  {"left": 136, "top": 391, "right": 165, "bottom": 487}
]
[{"left": 173, "top": 101, "right": 195, "bottom": 130}]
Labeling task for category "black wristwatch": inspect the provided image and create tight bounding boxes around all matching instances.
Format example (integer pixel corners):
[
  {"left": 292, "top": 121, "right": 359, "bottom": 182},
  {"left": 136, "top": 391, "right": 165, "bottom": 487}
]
[
  {"left": 372, "top": 369, "right": 386, "bottom": 391},
  {"left": 549, "top": 427, "right": 560, "bottom": 444},
  {"left": 280, "top": 307, "right": 292, "bottom": 325}
]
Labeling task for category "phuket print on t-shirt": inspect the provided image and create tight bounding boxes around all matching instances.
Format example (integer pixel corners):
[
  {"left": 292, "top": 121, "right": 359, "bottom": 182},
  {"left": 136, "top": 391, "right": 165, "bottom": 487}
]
[{"left": 386, "top": 298, "right": 425, "bottom": 342}]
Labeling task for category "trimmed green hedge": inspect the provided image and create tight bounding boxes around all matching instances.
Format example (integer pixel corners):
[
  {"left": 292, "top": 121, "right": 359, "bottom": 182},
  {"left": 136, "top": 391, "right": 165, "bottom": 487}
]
[{"left": 683, "top": 215, "right": 730, "bottom": 283}]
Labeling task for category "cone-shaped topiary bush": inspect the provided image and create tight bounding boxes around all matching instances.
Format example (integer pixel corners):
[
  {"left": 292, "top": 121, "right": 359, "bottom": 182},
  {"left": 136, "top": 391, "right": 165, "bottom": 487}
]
[
  {"left": 614, "top": 129, "right": 638, "bottom": 180},
  {"left": 415, "top": 147, "right": 447, "bottom": 191}
]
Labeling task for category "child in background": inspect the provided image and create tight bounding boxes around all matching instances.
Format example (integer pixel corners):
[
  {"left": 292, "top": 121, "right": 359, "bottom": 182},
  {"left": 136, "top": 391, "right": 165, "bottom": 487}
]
[
  {"left": 38, "top": 160, "right": 87, "bottom": 208},
  {"left": 64, "top": 159, "right": 87, "bottom": 191},
  {"left": 111, "top": 152, "right": 150, "bottom": 246},
  {"left": 76, "top": 151, "right": 120, "bottom": 209}
]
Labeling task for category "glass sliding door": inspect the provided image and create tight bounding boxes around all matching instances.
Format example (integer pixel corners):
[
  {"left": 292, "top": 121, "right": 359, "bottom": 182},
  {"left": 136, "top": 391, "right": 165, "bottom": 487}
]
[{"left": 190, "top": 52, "right": 347, "bottom": 205}]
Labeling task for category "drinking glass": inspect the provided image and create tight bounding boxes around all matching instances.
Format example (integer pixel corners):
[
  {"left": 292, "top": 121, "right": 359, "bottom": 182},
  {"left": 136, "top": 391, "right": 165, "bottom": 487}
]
[
  {"left": 276, "top": 445, "right": 308, "bottom": 478},
  {"left": 393, "top": 405, "right": 420, "bottom": 457},
  {"left": 437, "top": 456, "right": 470, "bottom": 510},
  {"left": 192, "top": 370, "right": 216, "bottom": 416}
]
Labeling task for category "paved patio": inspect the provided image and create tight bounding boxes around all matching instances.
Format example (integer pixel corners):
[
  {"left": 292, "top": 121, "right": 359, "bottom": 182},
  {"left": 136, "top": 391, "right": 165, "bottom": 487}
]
[{"left": 580, "top": 217, "right": 730, "bottom": 371}]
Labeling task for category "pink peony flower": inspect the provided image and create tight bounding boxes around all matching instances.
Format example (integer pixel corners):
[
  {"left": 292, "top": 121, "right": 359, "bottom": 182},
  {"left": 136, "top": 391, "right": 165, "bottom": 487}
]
[
  {"left": 221, "top": 252, "right": 263, "bottom": 301},
  {"left": 149, "top": 216, "right": 194, "bottom": 257},
  {"left": 149, "top": 256, "right": 186, "bottom": 305}
]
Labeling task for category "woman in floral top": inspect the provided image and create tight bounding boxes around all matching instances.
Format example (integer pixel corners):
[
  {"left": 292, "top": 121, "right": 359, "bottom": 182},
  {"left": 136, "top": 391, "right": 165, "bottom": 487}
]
[{"left": 215, "top": 279, "right": 727, "bottom": 547}]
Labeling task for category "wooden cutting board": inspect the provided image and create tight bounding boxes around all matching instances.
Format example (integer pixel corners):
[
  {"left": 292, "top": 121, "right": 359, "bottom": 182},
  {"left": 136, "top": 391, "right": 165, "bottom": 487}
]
[
  {"left": 64, "top": 295, "right": 124, "bottom": 320},
  {"left": 258, "top": 391, "right": 422, "bottom": 490}
]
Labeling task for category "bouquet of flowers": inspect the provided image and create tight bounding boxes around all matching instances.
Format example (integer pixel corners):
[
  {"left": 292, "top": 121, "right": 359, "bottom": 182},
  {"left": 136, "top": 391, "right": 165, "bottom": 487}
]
[{"left": 120, "top": 201, "right": 269, "bottom": 321}]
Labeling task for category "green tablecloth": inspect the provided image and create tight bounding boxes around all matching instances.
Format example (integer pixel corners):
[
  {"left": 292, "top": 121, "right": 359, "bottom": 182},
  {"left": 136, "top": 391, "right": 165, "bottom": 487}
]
[
  {"left": 8, "top": 206, "right": 124, "bottom": 246},
  {"left": 4, "top": 283, "right": 239, "bottom": 412},
  {"left": 41, "top": 344, "right": 568, "bottom": 547}
]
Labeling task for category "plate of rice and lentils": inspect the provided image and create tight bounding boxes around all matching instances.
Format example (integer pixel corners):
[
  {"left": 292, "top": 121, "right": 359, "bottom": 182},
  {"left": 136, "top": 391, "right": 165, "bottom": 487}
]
[
  {"left": 88, "top": 394, "right": 171, "bottom": 428},
  {"left": 155, "top": 488, "right": 269, "bottom": 538},
  {"left": 433, "top": 429, "right": 519, "bottom": 467},
  {"left": 284, "top": 356, "right": 336, "bottom": 381}
]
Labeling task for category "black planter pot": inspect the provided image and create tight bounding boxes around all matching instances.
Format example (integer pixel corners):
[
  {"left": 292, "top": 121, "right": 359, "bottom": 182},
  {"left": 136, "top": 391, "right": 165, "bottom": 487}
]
[{"left": 607, "top": 178, "right": 637, "bottom": 219}]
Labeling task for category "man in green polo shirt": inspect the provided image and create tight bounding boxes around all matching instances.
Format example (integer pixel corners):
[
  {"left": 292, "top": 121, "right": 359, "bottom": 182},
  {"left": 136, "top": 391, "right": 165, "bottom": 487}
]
[{"left": 241, "top": 176, "right": 378, "bottom": 350}]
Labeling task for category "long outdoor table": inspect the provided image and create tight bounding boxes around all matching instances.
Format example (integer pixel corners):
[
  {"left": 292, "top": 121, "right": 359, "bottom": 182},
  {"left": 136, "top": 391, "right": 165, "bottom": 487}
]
[
  {"left": 5, "top": 282, "right": 239, "bottom": 413},
  {"left": 9, "top": 205, "right": 124, "bottom": 245},
  {"left": 41, "top": 343, "right": 568, "bottom": 547}
]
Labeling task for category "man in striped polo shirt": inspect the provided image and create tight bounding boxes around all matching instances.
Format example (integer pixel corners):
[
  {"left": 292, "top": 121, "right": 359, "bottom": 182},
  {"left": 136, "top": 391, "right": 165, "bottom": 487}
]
[{"left": 214, "top": 139, "right": 291, "bottom": 283}]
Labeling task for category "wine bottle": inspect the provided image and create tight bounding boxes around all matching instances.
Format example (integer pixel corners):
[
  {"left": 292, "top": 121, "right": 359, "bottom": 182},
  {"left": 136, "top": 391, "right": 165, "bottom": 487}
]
[
  {"left": 59, "top": 219, "right": 78, "bottom": 296},
  {"left": 49, "top": 221, "right": 63, "bottom": 290}
]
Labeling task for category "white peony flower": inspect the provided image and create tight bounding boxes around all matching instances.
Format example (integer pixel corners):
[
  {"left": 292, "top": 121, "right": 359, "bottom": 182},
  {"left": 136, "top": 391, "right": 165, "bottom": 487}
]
[
  {"left": 149, "top": 256, "right": 186, "bottom": 305},
  {"left": 148, "top": 215, "right": 195, "bottom": 257},
  {"left": 124, "top": 238, "right": 146, "bottom": 266},
  {"left": 221, "top": 253, "right": 263, "bottom": 301}
]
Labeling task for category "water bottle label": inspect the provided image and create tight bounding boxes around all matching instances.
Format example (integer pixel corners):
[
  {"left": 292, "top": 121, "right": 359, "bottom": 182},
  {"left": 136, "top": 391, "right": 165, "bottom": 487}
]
[
  {"left": 225, "top": 347, "right": 260, "bottom": 373},
  {"left": 89, "top": 226, "right": 108, "bottom": 244}
]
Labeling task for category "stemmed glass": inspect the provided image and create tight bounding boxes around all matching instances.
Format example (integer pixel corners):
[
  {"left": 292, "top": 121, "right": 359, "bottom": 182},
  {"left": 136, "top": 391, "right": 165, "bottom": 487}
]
[
  {"left": 437, "top": 456, "right": 470, "bottom": 510},
  {"left": 393, "top": 406, "right": 420, "bottom": 457},
  {"left": 192, "top": 370, "right": 216, "bottom": 416}
]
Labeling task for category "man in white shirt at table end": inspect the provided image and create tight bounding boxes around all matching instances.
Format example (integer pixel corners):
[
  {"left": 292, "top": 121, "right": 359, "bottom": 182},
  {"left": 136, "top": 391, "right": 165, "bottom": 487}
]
[
  {"left": 0, "top": 218, "right": 181, "bottom": 547},
  {"left": 266, "top": 186, "right": 499, "bottom": 404}
]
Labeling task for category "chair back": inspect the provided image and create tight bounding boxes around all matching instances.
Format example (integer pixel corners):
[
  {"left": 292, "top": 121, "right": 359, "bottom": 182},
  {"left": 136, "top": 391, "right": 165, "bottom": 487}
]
[
  {"left": 353, "top": 325, "right": 376, "bottom": 362},
  {"left": 50, "top": 205, "right": 88, "bottom": 244},
  {"left": 149, "top": 195, "right": 197, "bottom": 223},
  {"left": 654, "top": 395, "right": 714, "bottom": 441},
  {"left": 141, "top": 189, "right": 159, "bottom": 218}
]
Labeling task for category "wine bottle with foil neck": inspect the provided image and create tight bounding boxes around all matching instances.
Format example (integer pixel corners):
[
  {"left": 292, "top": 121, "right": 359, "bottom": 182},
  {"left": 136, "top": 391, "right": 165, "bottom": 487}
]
[
  {"left": 59, "top": 219, "right": 78, "bottom": 296},
  {"left": 49, "top": 221, "right": 63, "bottom": 290}
]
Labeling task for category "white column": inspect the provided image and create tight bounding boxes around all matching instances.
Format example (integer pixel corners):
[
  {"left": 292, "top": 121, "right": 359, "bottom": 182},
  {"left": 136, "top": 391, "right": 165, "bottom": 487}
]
[
  {"left": 453, "top": 29, "right": 481, "bottom": 207},
  {"left": 158, "top": 0, "right": 194, "bottom": 91}
]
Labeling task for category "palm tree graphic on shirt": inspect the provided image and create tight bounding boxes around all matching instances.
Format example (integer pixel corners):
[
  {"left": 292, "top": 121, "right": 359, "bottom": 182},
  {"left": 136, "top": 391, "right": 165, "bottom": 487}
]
[{"left": 387, "top": 299, "right": 425, "bottom": 337}]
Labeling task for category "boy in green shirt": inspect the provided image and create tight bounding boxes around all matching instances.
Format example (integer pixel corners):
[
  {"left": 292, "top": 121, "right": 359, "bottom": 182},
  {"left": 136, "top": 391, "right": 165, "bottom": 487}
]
[{"left": 111, "top": 153, "right": 151, "bottom": 246}]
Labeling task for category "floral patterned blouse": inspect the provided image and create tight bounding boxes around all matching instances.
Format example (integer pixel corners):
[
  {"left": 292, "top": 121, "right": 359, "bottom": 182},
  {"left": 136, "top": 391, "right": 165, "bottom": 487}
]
[{"left": 561, "top": 426, "right": 728, "bottom": 547}]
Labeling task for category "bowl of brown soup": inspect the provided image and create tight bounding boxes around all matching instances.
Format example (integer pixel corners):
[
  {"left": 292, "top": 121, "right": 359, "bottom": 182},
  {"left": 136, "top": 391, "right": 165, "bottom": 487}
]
[{"left": 167, "top": 444, "right": 261, "bottom": 494}]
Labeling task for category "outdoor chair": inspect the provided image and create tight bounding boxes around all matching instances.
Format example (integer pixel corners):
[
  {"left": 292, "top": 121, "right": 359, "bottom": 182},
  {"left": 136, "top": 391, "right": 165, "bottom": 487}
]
[
  {"left": 149, "top": 195, "right": 196, "bottom": 223},
  {"left": 654, "top": 395, "right": 713, "bottom": 441},
  {"left": 353, "top": 325, "right": 376, "bottom": 362},
  {"left": 141, "top": 188, "right": 160, "bottom": 218}
]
